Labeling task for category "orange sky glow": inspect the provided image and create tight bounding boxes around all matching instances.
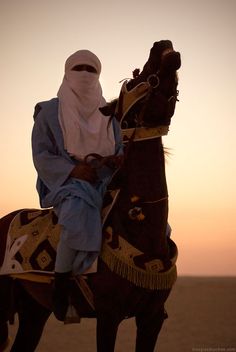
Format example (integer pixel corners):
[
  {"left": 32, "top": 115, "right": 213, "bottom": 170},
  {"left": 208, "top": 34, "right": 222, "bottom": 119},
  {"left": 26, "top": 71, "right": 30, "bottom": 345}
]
[{"left": 1, "top": 0, "right": 236, "bottom": 276}]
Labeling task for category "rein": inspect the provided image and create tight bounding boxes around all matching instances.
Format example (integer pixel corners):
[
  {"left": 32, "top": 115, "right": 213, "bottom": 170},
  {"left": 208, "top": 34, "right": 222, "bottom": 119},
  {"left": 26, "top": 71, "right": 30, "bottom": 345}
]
[
  {"left": 84, "top": 153, "right": 123, "bottom": 170},
  {"left": 143, "top": 196, "right": 168, "bottom": 204}
]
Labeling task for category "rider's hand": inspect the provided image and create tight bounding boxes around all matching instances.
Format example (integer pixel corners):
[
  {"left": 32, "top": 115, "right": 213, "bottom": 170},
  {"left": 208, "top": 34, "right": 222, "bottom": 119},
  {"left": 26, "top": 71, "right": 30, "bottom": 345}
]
[{"left": 70, "top": 162, "right": 98, "bottom": 184}]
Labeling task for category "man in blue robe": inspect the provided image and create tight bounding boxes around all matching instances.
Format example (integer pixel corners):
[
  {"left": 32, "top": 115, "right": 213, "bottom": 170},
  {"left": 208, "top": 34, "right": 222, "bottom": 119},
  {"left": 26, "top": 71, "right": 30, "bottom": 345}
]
[{"left": 32, "top": 50, "right": 123, "bottom": 321}]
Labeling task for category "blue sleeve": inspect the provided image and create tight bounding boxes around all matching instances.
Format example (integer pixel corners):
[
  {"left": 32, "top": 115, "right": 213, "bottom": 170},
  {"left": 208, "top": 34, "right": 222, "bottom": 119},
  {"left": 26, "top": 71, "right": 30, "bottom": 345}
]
[{"left": 31, "top": 107, "right": 75, "bottom": 191}]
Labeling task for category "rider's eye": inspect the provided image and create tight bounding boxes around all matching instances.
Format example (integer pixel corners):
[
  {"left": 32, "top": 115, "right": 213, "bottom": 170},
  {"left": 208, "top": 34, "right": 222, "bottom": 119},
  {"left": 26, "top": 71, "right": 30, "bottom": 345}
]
[{"left": 72, "top": 65, "right": 97, "bottom": 73}]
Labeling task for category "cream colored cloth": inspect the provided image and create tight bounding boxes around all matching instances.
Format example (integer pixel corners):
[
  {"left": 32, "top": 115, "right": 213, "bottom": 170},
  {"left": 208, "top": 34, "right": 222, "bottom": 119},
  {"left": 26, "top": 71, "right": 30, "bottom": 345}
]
[{"left": 57, "top": 50, "right": 115, "bottom": 160}]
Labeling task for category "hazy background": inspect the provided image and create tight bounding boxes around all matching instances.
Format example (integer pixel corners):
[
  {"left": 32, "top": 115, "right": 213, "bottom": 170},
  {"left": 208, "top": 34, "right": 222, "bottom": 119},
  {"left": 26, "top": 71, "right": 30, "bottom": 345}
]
[{"left": 1, "top": 0, "right": 236, "bottom": 276}]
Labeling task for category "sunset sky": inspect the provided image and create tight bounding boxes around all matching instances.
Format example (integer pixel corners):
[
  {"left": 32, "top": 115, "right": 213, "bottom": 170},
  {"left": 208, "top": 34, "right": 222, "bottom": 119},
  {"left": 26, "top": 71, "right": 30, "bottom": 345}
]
[{"left": 1, "top": 0, "right": 235, "bottom": 276}]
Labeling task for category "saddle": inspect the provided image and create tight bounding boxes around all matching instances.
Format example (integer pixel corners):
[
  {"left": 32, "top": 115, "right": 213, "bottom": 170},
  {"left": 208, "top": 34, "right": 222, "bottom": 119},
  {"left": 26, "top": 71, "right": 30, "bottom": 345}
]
[
  {"left": 0, "top": 189, "right": 120, "bottom": 279},
  {"left": 0, "top": 204, "right": 177, "bottom": 291}
]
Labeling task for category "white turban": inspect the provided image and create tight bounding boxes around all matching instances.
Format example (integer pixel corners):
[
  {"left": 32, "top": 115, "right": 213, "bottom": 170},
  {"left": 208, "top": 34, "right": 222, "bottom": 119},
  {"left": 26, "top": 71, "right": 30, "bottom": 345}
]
[{"left": 57, "top": 50, "right": 115, "bottom": 160}]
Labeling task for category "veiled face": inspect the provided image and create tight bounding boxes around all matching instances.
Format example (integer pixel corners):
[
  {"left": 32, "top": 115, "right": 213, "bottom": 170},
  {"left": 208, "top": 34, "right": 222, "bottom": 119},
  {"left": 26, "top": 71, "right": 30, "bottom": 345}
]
[
  {"left": 65, "top": 50, "right": 102, "bottom": 76},
  {"left": 71, "top": 64, "right": 97, "bottom": 74}
]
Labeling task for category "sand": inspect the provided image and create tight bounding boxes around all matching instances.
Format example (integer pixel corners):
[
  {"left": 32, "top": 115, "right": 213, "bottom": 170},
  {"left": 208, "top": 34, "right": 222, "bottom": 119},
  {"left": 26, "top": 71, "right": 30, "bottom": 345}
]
[{"left": 6, "top": 277, "right": 236, "bottom": 351}]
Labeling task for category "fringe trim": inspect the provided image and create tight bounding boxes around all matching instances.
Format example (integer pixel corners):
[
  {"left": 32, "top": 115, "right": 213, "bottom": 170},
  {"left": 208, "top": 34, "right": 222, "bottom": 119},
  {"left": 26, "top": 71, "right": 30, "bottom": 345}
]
[{"left": 100, "top": 247, "right": 177, "bottom": 290}]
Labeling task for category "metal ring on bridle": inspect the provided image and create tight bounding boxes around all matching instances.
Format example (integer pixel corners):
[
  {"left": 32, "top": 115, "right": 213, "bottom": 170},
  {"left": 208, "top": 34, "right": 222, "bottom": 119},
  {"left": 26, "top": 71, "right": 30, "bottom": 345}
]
[{"left": 147, "top": 74, "right": 160, "bottom": 88}]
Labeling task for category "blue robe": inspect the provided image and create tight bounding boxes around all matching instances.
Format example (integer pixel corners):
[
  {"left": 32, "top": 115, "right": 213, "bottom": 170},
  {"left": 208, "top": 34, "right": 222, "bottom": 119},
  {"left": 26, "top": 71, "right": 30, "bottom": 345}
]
[{"left": 32, "top": 98, "right": 123, "bottom": 273}]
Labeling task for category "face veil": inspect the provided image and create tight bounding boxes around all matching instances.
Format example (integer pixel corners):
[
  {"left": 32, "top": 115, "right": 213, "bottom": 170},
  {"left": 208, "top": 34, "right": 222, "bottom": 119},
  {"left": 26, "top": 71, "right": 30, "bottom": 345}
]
[{"left": 57, "top": 50, "right": 115, "bottom": 160}]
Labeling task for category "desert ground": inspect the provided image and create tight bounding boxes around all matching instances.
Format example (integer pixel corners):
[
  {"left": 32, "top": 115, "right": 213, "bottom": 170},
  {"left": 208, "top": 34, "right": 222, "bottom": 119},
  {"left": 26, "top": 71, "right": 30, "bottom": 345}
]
[{"left": 6, "top": 276, "right": 236, "bottom": 351}]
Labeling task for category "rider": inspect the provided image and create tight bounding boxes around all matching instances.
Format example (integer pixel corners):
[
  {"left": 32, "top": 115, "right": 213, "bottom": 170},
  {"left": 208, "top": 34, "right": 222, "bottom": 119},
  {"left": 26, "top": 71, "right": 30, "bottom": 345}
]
[{"left": 32, "top": 50, "right": 123, "bottom": 321}]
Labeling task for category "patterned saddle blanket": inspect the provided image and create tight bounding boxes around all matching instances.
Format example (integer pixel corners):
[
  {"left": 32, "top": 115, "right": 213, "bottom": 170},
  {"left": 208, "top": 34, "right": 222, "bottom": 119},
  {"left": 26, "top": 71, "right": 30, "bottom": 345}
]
[
  {"left": 0, "top": 189, "right": 120, "bottom": 276},
  {"left": 0, "top": 190, "right": 178, "bottom": 290}
]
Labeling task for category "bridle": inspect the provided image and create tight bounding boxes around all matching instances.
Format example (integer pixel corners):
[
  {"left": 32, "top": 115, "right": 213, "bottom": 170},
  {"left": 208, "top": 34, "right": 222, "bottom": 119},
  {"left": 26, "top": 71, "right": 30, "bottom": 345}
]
[{"left": 84, "top": 55, "right": 179, "bottom": 180}]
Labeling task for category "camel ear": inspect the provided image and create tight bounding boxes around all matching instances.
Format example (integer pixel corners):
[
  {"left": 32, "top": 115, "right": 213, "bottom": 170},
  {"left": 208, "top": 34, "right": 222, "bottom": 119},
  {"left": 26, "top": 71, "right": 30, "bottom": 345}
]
[
  {"left": 161, "top": 51, "right": 181, "bottom": 72},
  {"left": 33, "top": 103, "right": 42, "bottom": 120}
]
